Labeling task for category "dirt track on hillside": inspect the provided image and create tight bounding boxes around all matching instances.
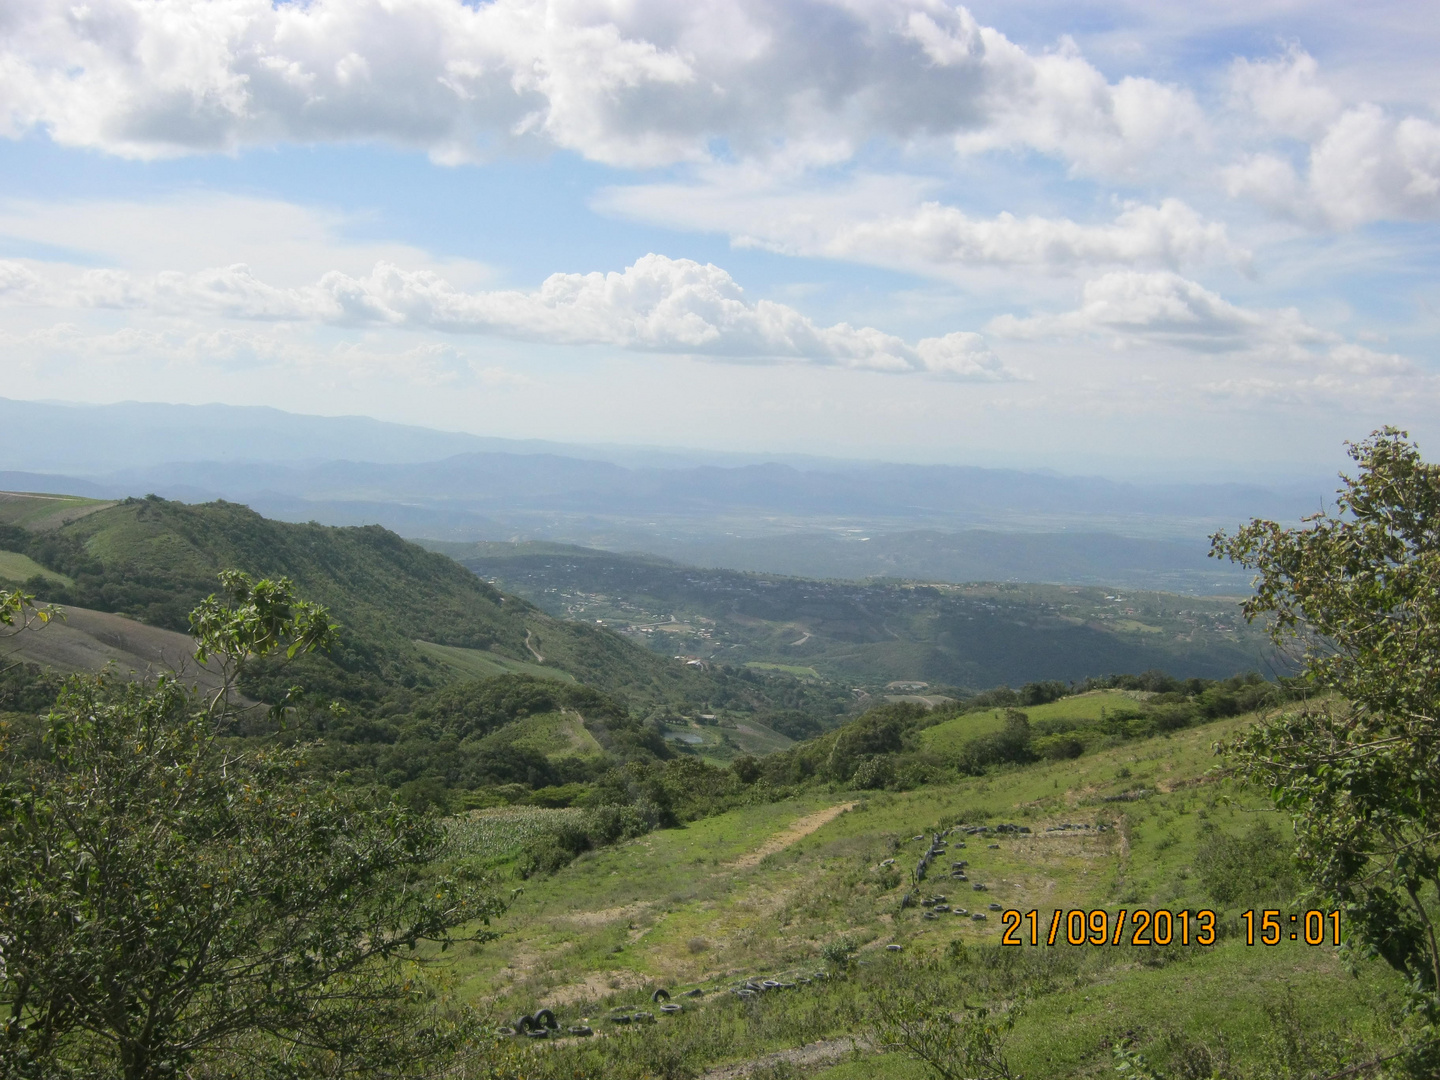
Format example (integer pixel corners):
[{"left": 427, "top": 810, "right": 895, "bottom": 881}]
[{"left": 728, "top": 802, "right": 857, "bottom": 870}]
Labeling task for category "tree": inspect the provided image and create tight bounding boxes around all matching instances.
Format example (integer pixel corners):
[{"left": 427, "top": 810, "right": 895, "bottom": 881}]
[
  {"left": 0, "top": 573, "right": 502, "bottom": 1080},
  {"left": 188, "top": 569, "right": 338, "bottom": 718},
  {"left": 1212, "top": 428, "right": 1440, "bottom": 1068}
]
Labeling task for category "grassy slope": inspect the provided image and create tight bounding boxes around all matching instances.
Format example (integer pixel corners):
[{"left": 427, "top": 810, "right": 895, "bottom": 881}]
[
  {"left": 918, "top": 689, "right": 1144, "bottom": 756},
  {"left": 0, "top": 550, "right": 69, "bottom": 586},
  {"left": 0, "top": 491, "right": 113, "bottom": 530},
  {"left": 412, "top": 639, "right": 574, "bottom": 683},
  {"left": 437, "top": 707, "right": 1403, "bottom": 1077}
]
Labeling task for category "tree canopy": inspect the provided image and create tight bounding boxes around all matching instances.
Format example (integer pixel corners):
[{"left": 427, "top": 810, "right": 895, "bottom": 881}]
[
  {"left": 0, "top": 574, "right": 500, "bottom": 1080},
  {"left": 1214, "top": 428, "right": 1440, "bottom": 1069}
]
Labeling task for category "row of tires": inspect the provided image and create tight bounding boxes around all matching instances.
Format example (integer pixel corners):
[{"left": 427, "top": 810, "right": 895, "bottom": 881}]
[{"left": 498, "top": 988, "right": 690, "bottom": 1039}]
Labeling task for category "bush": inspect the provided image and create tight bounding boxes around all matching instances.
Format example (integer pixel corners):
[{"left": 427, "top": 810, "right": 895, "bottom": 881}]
[
  {"left": 1018, "top": 680, "right": 1067, "bottom": 706},
  {"left": 852, "top": 754, "right": 895, "bottom": 789},
  {"left": 957, "top": 710, "right": 1035, "bottom": 774},
  {"left": 1193, "top": 820, "right": 1298, "bottom": 906},
  {"left": 1036, "top": 735, "right": 1084, "bottom": 760}
]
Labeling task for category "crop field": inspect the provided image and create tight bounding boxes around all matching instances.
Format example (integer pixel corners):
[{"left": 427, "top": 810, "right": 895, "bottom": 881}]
[
  {"left": 431, "top": 706, "right": 1404, "bottom": 1078},
  {"left": 746, "top": 662, "right": 823, "bottom": 679},
  {"left": 444, "top": 806, "right": 592, "bottom": 863}
]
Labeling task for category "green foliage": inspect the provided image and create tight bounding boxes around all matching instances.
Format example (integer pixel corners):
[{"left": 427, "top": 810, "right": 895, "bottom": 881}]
[
  {"left": 820, "top": 936, "right": 859, "bottom": 968},
  {"left": 0, "top": 575, "right": 505, "bottom": 1080},
  {"left": 1193, "top": 820, "right": 1298, "bottom": 907},
  {"left": 0, "top": 589, "right": 58, "bottom": 637},
  {"left": 0, "top": 662, "right": 63, "bottom": 715},
  {"left": 868, "top": 958, "right": 1020, "bottom": 1080},
  {"left": 1214, "top": 428, "right": 1440, "bottom": 1058},
  {"left": 957, "top": 709, "right": 1037, "bottom": 774},
  {"left": 189, "top": 568, "right": 339, "bottom": 716},
  {"left": 0, "top": 672, "right": 502, "bottom": 1080}
]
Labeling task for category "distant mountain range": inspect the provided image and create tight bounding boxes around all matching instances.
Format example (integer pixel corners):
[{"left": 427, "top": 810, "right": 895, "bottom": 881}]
[{"left": 0, "top": 397, "right": 1331, "bottom": 592}]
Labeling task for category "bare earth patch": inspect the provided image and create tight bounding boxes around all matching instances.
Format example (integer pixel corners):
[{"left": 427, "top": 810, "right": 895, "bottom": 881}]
[
  {"left": 558, "top": 901, "right": 654, "bottom": 927},
  {"left": 729, "top": 803, "right": 857, "bottom": 870},
  {"left": 541, "top": 969, "right": 650, "bottom": 1008}
]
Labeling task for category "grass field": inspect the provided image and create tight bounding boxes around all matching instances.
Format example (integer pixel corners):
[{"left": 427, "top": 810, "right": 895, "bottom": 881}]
[
  {"left": 746, "top": 662, "right": 823, "bottom": 679},
  {"left": 477, "top": 710, "right": 606, "bottom": 759},
  {"left": 413, "top": 639, "right": 575, "bottom": 683},
  {"left": 0, "top": 550, "right": 71, "bottom": 586},
  {"left": 430, "top": 704, "right": 1404, "bottom": 1078}
]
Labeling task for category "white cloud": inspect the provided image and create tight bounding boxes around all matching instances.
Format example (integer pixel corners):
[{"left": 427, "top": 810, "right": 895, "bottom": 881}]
[
  {"left": 1230, "top": 47, "right": 1341, "bottom": 141},
  {"left": 0, "top": 0, "right": 1199, "bottom": 176},
  {"left": 989, "top": 269, "right": 1407, "bottom": 366},
  {"left": 1225, "top": 49, "right": 1440, "bottom": 227},
  {"left": 598, "top": 180, "right": 1246, "bottom": 276},
  {"left": 0, "top": 195, "right": 497, "bottom": 284},
  {"left": 0, "top": 260, "right": 43, "bottom": 296},
  {"left": 3, "top": 252, "right": 1016, "bottom": 380}
]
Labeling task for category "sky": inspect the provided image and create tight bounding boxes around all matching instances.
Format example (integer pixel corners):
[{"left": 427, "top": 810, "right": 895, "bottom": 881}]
[{"left": 1, "top": 0, "right": 1437, "bottom": 479}]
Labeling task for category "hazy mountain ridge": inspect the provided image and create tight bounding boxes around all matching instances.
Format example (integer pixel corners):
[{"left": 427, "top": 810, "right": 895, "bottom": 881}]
[{"left": 2, "top": 398, "right": 1318, "bottom": 591}]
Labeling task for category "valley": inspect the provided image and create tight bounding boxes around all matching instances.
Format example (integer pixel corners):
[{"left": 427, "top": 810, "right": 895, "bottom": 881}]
[{"left": 432, "top": 540, "right": 1276, "bottom": 695}]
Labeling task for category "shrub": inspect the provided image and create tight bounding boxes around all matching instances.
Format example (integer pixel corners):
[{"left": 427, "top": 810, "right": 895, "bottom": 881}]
[
  {"left": 958, "top": 710, "right": 1036, "bottom": 774},
  {"left": 1193, "top": 820, "right": 1298, "bottom": 906}
]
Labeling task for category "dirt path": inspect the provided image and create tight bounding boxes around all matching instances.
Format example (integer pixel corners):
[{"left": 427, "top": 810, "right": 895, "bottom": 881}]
[
  {"left": 729, "top": 802, "right": 857, "bottom": 870},
  {"left": 524, "top": 629, "right": 545, "bottom": 663},
  {"left": 700, "top": 1036, "right": 867, "bottom": 1079}
]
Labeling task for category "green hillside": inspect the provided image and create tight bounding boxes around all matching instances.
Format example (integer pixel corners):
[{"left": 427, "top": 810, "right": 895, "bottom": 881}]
[
  {"left": 0, "top": 489, "right": 113, "bottom": 530},
  {"left": 423, "top": 697, "right": 1400, "bottom": 1080},
  {"left": 428, "top": 540, "right": 1275, "bottom": 693},
  {"left": 0, "top": 495, "right": 845, "bottom": 717}
]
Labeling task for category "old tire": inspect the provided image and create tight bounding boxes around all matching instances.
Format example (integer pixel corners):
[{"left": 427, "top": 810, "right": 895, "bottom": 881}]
[
  {"left": 651, "top": 988, "right": 671, "bottom": 1003},
  {"left": 533, "top": 1008, "right": 558, "bottom": 1029}
]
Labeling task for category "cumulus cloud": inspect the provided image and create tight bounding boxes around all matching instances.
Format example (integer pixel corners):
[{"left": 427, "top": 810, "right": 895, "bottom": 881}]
[
  {"left": 0, "top": 260, "right": 43, "bottom": 296},
  {"left": 1229, "top": 47, "right": 1341, "bottom": 141},
  {"left": 3, "top": 253, "right": 1015, "bottom": 380},
  {"left": 1226, "top": 49, "right": 1440, "bottom": 227},
  {"left": 599, "top": 181, "right": 1246, "bottom": 275},
  {"left": 989, "top": 269, "right": 1411, "bottom": 369},
  {"left": 0, "top": 0, "right": 1197, "bottom": 176}
]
